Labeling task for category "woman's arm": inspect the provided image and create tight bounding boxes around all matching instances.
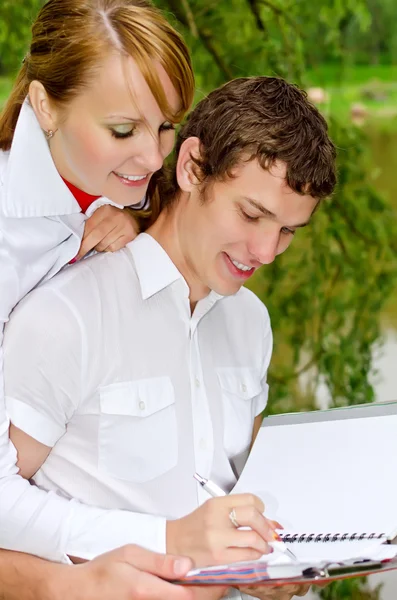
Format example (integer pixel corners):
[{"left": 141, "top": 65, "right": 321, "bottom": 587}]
[
  {"left": 0, "top": 546, "right": 195, "bottom": 600},
  {"left": 9, "top": 425, "right": 51, "bottom": 479}
]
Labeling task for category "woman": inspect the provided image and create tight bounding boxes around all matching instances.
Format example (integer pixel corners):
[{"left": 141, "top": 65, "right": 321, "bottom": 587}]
[{"left": 0, "top": 0, "right": 193, "bottom": 565}]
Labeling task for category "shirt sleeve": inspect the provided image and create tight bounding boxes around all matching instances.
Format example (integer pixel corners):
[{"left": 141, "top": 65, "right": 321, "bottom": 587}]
[{"left": 0, "top": 286, "right": 167, "bottom": 562}]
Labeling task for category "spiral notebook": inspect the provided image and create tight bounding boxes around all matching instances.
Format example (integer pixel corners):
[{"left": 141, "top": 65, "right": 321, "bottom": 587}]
[{"left": 231, "top": 401, "right": 397, "bottom": 566}]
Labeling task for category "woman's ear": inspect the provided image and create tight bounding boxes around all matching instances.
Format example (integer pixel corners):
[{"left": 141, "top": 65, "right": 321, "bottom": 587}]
[
  {"left": 28, "top": 80, "right": 59, "bottom": 133},
  {"left": 176, "top": 137, "right": 202, "bottom": 192}
]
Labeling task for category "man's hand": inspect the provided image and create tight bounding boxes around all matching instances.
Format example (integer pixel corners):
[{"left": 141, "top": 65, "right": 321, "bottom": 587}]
[
  {"left": 51, "top": 545, "right": 195, "bottom": 600},
  {"left": 167, "top": 494, "right": 280, "bottom": 567},
  {"left": 76, "top": 205, "right": 139, "bottom": 260},
  {"left": 238, "top": 583, "right": 311, "bottom": 600}
]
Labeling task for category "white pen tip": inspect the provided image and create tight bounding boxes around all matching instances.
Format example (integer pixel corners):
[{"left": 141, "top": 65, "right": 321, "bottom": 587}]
[{"left": 193, "top": 473, "right": 206, "bottom": 485}]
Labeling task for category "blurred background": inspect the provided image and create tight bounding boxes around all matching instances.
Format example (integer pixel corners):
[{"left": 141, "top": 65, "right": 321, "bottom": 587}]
[{"left": 1, "top": 1, "right": 397, "bottom": 598}]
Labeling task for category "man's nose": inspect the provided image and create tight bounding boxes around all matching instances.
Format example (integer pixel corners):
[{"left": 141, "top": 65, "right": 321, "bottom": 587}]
[{"left": 248, "top": 231, "right": 280, "bottom": 265}]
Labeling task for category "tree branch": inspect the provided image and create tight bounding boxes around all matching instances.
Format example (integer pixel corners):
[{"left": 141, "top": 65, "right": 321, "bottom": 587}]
[
  {"left": 162, "top": 0, "right": 233, "bottom": 80},
  {"left": 245, "top": 0, "right": 268, "bottom": 35},
  {"left": 257, "top": 0, "right": 305, "bottom": 38},
  {"left": 180, "top": 0, "right": 198, "bottom": 38}
]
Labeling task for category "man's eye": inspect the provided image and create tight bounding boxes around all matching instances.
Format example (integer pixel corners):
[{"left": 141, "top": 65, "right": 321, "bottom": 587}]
[
  {"left": 241, "top": 210, "right": 260, "bottom": 222},
  {"left": 110, "top": 125, "right": 136, "bottom": 139},
  {"left": 281, "top": 227, "right": 296, "bottom": 235}
]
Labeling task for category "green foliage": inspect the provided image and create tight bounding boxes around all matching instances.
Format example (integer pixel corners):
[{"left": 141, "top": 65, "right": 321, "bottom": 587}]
[
  {"left": 0, "top": 0, "right": 44, "bottom": 75},
  {"left": 318, "top": 577, "right": 382, "bottom": 600}
]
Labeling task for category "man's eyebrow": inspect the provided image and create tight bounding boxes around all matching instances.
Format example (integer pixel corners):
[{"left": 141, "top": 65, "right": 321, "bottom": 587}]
[{"left": 243, "top": 197, "right": 310, "bottom": 228}]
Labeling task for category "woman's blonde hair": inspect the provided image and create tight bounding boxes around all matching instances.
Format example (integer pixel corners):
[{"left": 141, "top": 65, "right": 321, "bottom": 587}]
[{"left": 0, "top": 0, "right": 194, "bottom": 224}]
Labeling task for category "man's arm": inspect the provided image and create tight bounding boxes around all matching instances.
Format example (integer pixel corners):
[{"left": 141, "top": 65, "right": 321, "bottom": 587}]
[{"left": 0, "top": 546, "right": 194, "bottom": 600}]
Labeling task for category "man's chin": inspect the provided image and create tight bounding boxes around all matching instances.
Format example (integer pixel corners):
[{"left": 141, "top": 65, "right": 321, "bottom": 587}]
[{"left": 212, "top": 280, "right": 245, "bottom": 297}]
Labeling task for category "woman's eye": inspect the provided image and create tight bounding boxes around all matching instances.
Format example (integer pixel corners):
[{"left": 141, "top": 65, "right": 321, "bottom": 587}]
[
  {"left": 110, "top": 125, "right": 136, "bottom": 139},
  {"left": 160, "top": 121, "right": 176, "bottom": 132},
  {"left": 281, "top": 226, "right": 296, "bottom": 235}
]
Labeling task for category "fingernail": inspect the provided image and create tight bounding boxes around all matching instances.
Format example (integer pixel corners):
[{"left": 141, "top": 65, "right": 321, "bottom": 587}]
[
  {"left": 69, "top": 257, "right": 77, "bottom": 264},
  {"left": 272, "top": 531, "right": 282, "bottom": 541},
  {"left": 173, "top": 558, "right": 192, "bottom": 576}
]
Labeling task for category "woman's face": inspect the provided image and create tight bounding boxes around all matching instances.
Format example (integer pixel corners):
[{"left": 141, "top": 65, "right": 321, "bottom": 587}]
[{"left": 48, "top": 53, "right": 181, "bottom": 206}]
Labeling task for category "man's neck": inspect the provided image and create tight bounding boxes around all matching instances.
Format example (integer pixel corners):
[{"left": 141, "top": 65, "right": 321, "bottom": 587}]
[{"left": 147, "top": 200, "right": 210, "bottom": 310}]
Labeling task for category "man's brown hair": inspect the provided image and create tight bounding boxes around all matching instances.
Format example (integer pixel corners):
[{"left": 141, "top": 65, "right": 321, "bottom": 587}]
[{"left": 160, "top": 76, "right": 336, "bottom": 206}]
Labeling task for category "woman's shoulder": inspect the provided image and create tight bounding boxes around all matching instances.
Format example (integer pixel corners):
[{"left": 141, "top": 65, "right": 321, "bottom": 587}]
[{"left": 0, "top": 148, "right": 10, "bottom": 186}]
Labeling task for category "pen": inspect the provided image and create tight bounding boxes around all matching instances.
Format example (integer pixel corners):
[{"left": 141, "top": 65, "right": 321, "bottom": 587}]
[{"left": 193, "top": 472, "right": 298, "bottom": 562}]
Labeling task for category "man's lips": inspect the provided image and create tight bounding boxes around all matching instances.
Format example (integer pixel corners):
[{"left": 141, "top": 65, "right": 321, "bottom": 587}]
[{"left": 224, "top": 253, "right": 255, "bottom": 279}]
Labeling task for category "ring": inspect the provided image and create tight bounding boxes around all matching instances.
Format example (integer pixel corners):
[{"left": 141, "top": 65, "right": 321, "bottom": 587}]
[{"left": 229, "top": 508, "right": 239, "bottom": 528}]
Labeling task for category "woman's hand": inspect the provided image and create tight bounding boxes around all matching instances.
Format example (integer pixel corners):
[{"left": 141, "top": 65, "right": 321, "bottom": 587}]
[
  {"left": 166, "top": 494, "right": 280, "bottom": 568},
  {"left": 76, "top": 205, "right": 139, "bottom": 260},
  {"left": 238, "top": 583, "right": 311, "bottom": 600}
]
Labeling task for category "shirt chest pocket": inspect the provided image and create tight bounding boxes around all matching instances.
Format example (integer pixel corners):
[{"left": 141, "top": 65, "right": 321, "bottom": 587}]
[
  {"left": 217, "top": 368, "right": 262, "bottom": 459},
  {"left": 98, "top": 377, "right": 178, "bottom": 483}
]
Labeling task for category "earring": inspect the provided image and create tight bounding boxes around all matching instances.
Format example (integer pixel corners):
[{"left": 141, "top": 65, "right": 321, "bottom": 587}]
[{"left": 45, "top": 130, "right": 54, "bottom": 139}]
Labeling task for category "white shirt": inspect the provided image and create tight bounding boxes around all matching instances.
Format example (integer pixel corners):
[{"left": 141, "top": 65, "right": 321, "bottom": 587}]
[
  {"left": 0, "top": 100, "right": 123, "bottom": 560},
  {"left": 3, "top": 234, "right": 272, "bottom": 571}
]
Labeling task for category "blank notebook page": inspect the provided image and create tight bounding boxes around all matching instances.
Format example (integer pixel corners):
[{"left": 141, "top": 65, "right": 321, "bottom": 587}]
[{"left": 232, "top": 404, "right": 397, "bottom": 562}]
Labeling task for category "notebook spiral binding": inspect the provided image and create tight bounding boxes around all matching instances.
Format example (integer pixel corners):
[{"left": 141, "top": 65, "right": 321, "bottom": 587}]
[{"left": 280, "top": 532, "right": 386, "bottom": 544}]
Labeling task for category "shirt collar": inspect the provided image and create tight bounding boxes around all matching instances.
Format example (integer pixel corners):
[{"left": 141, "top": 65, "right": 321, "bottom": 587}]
[
  {"left": 2, "top": 99, "right": 81, "bottom": 218},
  {"left": 128, "top": 233, "right": 224, "bottom": 314},
  {"left": 127, "top": 233, "right": 184, "bottom": 300}
]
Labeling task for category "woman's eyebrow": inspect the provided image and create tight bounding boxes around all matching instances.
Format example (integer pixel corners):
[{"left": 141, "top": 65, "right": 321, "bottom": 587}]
[{"left": 105, "top": 114, "right": 142, "bottom": 122}]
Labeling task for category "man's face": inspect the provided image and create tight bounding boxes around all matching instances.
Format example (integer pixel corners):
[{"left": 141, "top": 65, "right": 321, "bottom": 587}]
[{"left": 178, "top": 159, "right": 318, "bottom": 299}]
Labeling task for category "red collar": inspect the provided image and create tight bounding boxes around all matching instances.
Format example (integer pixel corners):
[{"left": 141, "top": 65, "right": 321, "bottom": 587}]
[{"left": 62, "top": 177, "right": 101, "bottom": 213}]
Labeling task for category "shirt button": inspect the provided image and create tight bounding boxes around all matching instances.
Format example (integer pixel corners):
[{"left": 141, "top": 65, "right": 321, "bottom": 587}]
[
  {"left": 195, "top": 378, "right": 200, "bottom": 388},
  {"left": 241, "top": 383, "right": 247, "bottom": 393},
  {"left": 139, "top": 400, "right": 146, "bottom": 411}
]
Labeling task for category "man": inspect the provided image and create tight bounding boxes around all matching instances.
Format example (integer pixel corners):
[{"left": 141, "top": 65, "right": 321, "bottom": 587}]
[{"left": 1, "top": 77, "right": 336, "bottom": 599}]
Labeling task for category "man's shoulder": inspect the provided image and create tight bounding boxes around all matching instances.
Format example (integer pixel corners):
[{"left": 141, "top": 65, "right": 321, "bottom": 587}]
[
  {"left": 13, "top": 248, "right": 137, "bottom": 321},
  {"left": 222, "top": 287, "right": 270, "bottom": 322}
]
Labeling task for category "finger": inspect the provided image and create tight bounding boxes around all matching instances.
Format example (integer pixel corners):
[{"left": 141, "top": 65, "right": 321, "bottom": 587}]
[
  {"left": 278, "top": 583, "right": 311, "bottom": 598},
  {"left": 77, "top": 223, "right": 118, "bottom": 259},
  {"left": 226, "top": 528, "right": 270, "bottom": 555},
  {"left": 99, "top": 234, "right": 131, "bottom": 253},
  {"left": 269, "top": 519, "right": 283, "bottom": 530},
  {"left": 83, "top": 206, "right": 110, "bottom": 236},
  {"left": 131, "top": 569, "right": 194, "bottom": 600},
  {"left": 227, "top": 493, "right": 265, "bottom": 513},
  {"left": 295, "top": 584, "right": 311, "bottom": 596},
  {"left": 220, "top": 547, "right": 264, "bottom": 565},
  {"left": 119, "top": 545, "right": 193, "bottom": 579},
  {"left": 231, "top": 505, "right": 278, "bottom": 542},
  {"left": 94, "top": 230, "right": 125, "bottom": 253}
]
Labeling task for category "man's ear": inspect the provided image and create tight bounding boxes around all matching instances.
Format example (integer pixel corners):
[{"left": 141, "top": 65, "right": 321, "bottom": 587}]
[
  {"left": 28, "top": 80, "right": 59, "bottom": 132},
  {"left": 176, "top": 137, "right": 202, "bottom": 192}
]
